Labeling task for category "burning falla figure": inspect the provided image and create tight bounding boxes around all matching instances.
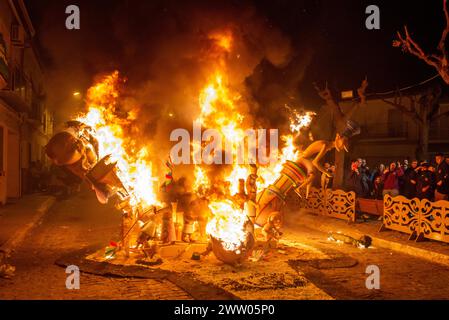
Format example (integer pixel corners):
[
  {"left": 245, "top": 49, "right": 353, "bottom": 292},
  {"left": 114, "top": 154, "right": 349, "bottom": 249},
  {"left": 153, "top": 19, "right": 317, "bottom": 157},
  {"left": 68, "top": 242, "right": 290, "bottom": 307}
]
[
  {"left": 45, "top": 121, "right": 128, "bottom": 203},
  {"left": 261, "top": 212, "right": 283, "bottom": 246},
  {"left": 296, "top": 120, "right": 361, "bottom": 197},
  {"left": 45, "top": 121, "right": 151, "bottom": 257},
  {"left": 255, "top": 120, "right": 361, "bottom": 232}
]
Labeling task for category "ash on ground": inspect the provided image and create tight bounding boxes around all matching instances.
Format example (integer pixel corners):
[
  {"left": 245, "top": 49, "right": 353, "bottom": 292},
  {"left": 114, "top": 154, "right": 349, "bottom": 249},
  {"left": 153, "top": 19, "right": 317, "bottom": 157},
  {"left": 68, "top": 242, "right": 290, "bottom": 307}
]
[{"left": 86, "top": 237, "right": 334, "bottom": 299}]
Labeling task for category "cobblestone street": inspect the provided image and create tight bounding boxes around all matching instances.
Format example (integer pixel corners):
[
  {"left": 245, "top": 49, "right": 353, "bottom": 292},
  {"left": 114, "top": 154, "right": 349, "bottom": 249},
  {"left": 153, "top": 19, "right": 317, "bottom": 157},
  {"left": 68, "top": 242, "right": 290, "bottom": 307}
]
[
  {"left": 0, "top": 190, "right": 191, "bottom": 300},
  {"left": 2, "top": 189, "right": 449, "bottom": 300}
]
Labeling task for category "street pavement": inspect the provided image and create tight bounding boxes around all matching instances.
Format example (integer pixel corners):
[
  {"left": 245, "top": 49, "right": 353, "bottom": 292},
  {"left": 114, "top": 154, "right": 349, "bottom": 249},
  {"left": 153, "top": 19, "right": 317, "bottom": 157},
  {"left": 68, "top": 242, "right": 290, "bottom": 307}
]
[
  {"left": 1, "top": 188, "right": 449, "bottom": 299},
  {"left": 0, "top": 188, "right": 191, "bottom": 300},
  {"left": 282, "top": 224, "right": 449, "bottom": 299}
]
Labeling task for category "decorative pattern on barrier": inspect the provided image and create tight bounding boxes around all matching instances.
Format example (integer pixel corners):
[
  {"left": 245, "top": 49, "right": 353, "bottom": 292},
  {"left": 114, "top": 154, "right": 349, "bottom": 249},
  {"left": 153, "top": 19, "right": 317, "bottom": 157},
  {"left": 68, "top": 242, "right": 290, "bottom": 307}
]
[
  {"left": 382, "top": 194, "right": 449, "bottom": 244},
  {"left": 418, "top": 199, "right": 449, "bottom": 243},
  {"left": 382, "top": 194, "right": 420, "bottom": 236},
  {"left": 324, "top": 189, "right": 356, "bottom": 222},
  {"left": 300, "top": 187, "right": 323, "bottom": 212},
  {"left": 298, "top": 187, "right": 356, "bottom": 223}
]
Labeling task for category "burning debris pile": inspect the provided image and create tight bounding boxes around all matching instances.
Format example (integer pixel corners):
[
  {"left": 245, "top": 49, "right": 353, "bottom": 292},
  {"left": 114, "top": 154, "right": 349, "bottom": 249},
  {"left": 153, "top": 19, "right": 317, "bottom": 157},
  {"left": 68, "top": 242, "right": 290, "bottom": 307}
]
[{"left": 45, "top": 29, "right": 358, "bottom": 268}]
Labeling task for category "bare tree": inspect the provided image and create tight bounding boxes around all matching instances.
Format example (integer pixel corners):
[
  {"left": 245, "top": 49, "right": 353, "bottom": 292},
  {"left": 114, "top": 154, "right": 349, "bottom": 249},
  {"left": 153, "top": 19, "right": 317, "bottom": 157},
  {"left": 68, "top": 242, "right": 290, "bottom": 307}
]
[
  {"left": 314, "top": 78, "right": 368, "bottom": 188},
  {"left": 393, "top": 0, "right": 449, "bottom": 84},
  {"left": 382, "top": 85, "right": 448, "bottom": 159},
  {"left": 391, "top": 0, "right": 449, "bottom": 159}
]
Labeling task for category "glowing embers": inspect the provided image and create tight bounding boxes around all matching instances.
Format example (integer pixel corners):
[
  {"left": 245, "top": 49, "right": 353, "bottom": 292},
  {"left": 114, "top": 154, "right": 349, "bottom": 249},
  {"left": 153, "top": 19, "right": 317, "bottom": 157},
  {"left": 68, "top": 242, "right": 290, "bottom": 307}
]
[{"left": 206, "top": 200, "right": 254, "bottom": 265}]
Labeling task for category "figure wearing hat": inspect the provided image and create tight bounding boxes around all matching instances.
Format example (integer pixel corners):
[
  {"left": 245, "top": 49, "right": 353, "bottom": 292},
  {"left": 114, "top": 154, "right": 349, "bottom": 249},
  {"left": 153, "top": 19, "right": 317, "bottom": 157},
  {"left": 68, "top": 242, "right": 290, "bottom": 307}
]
[
  {"left": 294, "top": 119, "right": 361, "bottom": 196},
  {"left": 45, "top": 122, "right": 98, "bottom": 178},
  {"left": 254, "top": 120, "right": 361, "bottom": 231}
]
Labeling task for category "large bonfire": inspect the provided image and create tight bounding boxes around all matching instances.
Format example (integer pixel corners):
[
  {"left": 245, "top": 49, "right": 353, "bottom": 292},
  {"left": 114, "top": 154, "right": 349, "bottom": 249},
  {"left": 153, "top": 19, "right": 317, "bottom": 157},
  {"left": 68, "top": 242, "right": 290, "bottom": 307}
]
[
  {"left": 73, "top": 30, "right": 315, "bottom": 261},
  {"left": 76, "top": 72, "right": 160, "bottom": 211},
  {"left": 191, "top": 31, "right": 315, "bottom": 258}
]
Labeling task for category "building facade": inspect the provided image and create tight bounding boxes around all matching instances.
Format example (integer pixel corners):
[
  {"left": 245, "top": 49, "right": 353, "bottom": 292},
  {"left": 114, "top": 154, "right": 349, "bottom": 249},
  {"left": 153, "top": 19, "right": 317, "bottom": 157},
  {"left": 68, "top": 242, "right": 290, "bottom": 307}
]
[
  {"left": 347, "top": 99, "right": 449, "bottom": 166},
  {"left": 0, "top": 0, "right": 53, "bottom": 204},
  {"left": 313, "top": 81, "right": 449, "bottom": 181}
]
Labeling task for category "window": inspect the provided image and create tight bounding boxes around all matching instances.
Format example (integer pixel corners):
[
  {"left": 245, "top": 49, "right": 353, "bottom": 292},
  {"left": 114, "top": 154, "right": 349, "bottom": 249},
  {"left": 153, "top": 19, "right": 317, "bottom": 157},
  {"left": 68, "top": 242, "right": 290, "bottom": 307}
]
[
  {"left": 387, "top": 109, "right": 404, "bottom": 137},
  {"left": 10, "top": 23, "right": 20, "bottom": 43}
]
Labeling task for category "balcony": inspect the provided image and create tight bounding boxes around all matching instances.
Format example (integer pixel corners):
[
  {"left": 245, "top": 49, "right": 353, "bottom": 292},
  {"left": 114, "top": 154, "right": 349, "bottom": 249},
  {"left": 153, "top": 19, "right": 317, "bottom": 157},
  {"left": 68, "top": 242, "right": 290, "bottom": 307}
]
[
  {"left": 0, "top": 88, "right": 30, "bottom": 113},
  {"left": 358, "top": 122, "right": 409, "bottom": 141},
  {"left": 0, "top": 67, "right": 32, "bottom": 113}
]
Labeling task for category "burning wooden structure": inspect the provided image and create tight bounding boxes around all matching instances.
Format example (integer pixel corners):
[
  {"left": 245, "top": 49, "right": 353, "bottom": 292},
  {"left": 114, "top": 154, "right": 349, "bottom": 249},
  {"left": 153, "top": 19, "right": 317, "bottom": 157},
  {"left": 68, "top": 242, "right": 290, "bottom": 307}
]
[{"left": 44, "top": 30, "right": 360, "bottom": 266}]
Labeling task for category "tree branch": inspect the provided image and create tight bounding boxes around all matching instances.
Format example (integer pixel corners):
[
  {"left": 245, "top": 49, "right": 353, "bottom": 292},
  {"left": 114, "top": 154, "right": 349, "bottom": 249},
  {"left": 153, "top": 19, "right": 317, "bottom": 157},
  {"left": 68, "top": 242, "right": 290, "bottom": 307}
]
[
  {"left": 438, "top": 0, "right": 449, "bottom": 56},
  {"left": 396, "top": 26, "right": 441, "bottom": 70},
  {"left": 392, "top": 1, "right": 449, "bottom": 84},
  {"left": 345, "top": 78, "right": 369, "bottom": 119},
  {"left": 313, "top": 82, "right": 345, "bottom": 122},
  {"left": 357, "top": 77, "right": 369, "bottom": 105}
]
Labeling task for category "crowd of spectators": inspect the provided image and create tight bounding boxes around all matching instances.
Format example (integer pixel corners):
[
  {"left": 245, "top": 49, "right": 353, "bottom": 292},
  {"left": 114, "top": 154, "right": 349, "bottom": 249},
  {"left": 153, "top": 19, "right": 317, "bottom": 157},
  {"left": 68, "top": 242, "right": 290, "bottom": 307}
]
[{"left": 345, "top": 153, "right": 449, "bottom": 201}]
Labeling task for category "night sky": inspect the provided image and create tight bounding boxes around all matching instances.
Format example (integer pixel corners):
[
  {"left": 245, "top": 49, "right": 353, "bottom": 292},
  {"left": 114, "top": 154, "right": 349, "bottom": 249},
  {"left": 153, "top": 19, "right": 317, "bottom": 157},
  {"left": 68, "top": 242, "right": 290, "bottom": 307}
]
[{"left": 25, "top": 0, "right": 445, "bottom": 113}]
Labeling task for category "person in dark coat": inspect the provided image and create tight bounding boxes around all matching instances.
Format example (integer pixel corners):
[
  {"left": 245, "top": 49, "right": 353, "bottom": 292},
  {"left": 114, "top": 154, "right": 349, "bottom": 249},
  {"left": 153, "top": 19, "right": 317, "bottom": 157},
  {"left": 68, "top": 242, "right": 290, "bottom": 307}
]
[
  {"left": 370, "top": 163, "right": 385, "bottom": 185},
  {"left": 434, "top": 153, "right": 449, "bottom": 201},
  {"left": 360, "top": 159, "right": 371, "bottom": 197},
  {"left": 346, "top": 160, "right": 363, "bottom": 196},
  {"left": 402, "top": 160, "right": 418, "bottom": 199},
  {"left": 416, "top": 162, "right": 435, "bottom": 201},
  {"left": 371, "top": 176, "right": 384, "bottom": 200}
]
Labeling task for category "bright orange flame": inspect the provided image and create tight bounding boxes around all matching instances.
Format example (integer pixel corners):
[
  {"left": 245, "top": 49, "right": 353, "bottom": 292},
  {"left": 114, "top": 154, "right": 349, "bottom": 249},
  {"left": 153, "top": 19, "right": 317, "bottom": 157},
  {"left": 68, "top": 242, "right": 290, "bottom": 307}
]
[
  {"left": 194, "top": 30, "right": 314, "bottom": 252},
  {"left": 206, "top": 200, "right": 248, "bottom": 252},
  {"left": 288, "top": 107, "right": 316, "bottom": 134},
  {"left": 195, "top": 30, "right": 252, "bottom": 248},
  {"left": 77, "top": 71, "right": 160, "bottom": 210},
  {"left": 193, "top": 166, "right": 210, "bottom": 194},
  {"left": 209, "top": 30, "right": 233, "bottom": 52},
  {"left": 195, "top": 71, "right": 247, "bottom": 196}
]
